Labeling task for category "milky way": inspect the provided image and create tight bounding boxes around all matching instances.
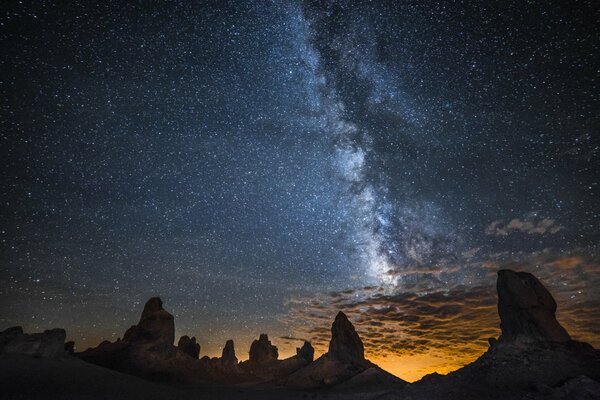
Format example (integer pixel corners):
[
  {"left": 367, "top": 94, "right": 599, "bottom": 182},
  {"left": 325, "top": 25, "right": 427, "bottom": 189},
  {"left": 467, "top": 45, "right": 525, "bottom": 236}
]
[{"left": 1, "top": 0, "right": 598, "bottom": 381}]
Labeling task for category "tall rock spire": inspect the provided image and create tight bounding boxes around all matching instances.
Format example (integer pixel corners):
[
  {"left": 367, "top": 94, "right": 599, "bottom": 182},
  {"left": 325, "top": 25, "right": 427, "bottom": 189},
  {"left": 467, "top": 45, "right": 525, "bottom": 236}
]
[{"left": 328, "top": 311, "right": 365, "bottom": 363}]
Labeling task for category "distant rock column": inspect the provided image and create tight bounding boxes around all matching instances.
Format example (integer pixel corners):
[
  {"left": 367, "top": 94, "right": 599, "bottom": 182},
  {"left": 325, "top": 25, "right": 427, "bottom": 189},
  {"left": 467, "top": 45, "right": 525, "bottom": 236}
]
[
  {"left": 296, "top": 341, "right": 314, "bottom": 363},
  {"left": 328, "top": 312, "right": 365, "bottom": 363},
  {"left": 221, "top": 339, "right": 238, "bottom": 366}
]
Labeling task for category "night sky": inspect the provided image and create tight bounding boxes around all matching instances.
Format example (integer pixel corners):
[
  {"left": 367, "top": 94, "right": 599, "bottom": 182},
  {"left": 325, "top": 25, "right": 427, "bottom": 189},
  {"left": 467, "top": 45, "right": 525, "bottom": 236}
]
[{"left": 1, "top": 0, "right": 599, "bottom": 381}]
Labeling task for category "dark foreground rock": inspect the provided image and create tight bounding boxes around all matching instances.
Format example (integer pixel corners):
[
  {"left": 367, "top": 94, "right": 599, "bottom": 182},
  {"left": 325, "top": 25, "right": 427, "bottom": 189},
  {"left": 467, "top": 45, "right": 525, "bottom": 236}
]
[
  {"left": 0, "top": 326, "right": 66, "bottom": 358},
  {"left": 405, "top": 269, "right": 600, "bottom": 400}
]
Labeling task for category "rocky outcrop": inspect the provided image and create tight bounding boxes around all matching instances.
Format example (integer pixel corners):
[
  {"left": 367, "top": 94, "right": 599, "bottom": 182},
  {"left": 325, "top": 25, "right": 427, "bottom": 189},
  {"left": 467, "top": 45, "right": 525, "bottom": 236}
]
[
  {"left": 328, "top": 311, "right": 365, "bottom": 364},
  {"left": 248, "top": 334, "right": 278, "bottom": 364},
  {"left": 239, "top": 335, "right": 317, "bottom": 381},
  {"left": 279, "top": 312, "right": 406, "bottom": 390},
  {"left": 497, "top": 269, "right": 571, "bottom": 343},
  {"left": 123, "top": 297, "right": 175, "bottom": 354},
  {"left": 0, "top": 326, "right": 66, "bottom": 358},
  {"left": 64, "top": 341, "right": 75, "bottom": 355},
  {"left": 296, "top": 341, "right": 314, "bottom": 363},
  {"left": 0, "top": 326, "right": 23, "bottom": 347},
  {"left": 177, "top": 335, "right": 199, "bottom": 359},
  {"left": 79, "top": 297, "right": 179, "bottom": 377},
  {"left": 221, "top": 339, "right": 237, "bottom": 367},
  {"left": 407, "top": 269, "right": 600, "bottom": 400}
]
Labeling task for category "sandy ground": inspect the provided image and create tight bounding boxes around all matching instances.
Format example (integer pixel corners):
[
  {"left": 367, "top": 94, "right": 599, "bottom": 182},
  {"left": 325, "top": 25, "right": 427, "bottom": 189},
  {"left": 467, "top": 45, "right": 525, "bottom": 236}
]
[{"left": 0, "top": 355, "right": 397, "bottom": 400}]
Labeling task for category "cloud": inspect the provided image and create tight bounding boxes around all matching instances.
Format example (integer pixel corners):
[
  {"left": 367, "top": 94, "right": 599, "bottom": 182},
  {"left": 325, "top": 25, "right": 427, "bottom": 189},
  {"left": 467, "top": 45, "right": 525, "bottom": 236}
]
[
  {"left": 485, "top": 216, "right": 565, "bottom": 236},
  {"left": 282, "top": 250, "right": 600, "bottom": 381}
]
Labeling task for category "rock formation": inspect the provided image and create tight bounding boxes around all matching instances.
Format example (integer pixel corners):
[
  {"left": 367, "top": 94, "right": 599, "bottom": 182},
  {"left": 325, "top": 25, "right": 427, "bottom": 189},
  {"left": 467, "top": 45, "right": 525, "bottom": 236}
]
[
  {"left": 177, "top": 335, "right": 199, "bottom": 359},
  {"left": 0, "top": 326, "right": 66, "bottom": 358},
  {"left": 64, "top": 341, "right": 75, "bottom": 355},
  {"left": 296, "top": 341, "right": 314, "bottom": 363},
  {"left": 407, "top": 269, "right": 600, "bottom": 400},
  {"left": 279, "top": 311, "right": 405, "bottom": 390},
  {"left": 221, "top": 339, "right": 237, "bottom": 367},
  {"left": 79, "top": 297, "right": 180, "bottom": 376},
  {"left": 248, "top": 334, "right": 278, "bottom": 364},
  {"left": 328, "top": 311, "right": 365, "bottom": 363},
  {"left": 122, "top": 297, "right": 175, "bottom": 354},
  {"left": 497, "top": 269, "right": 571, "bottom": 343}
]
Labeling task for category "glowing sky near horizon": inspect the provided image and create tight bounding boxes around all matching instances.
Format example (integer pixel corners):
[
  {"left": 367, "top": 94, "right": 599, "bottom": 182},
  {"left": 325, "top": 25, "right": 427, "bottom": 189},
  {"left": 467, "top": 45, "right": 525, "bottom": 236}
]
[{"left": 1, "top": 0, "right": 599, "bottom": 382}]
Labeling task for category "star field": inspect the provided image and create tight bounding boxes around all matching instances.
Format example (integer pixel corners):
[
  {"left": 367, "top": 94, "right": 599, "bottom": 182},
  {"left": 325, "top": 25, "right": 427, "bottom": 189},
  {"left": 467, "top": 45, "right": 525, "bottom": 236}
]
[{"left": 1, "top": 0, "right": 598, "bottom": 380}]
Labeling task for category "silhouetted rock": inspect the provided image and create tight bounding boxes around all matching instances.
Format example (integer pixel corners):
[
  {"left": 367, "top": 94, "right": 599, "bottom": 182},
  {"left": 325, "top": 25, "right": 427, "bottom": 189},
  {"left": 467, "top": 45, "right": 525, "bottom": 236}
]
[
  {"left": 239, "top": 335, "right": 317, "bottom": 381},
  {"left": 296, "top": 341, "right": 314, "bottom": 363},
  {"left": 79, "top": 297, "right": 181, "bottom": 379},
  {"left": 123, "top": 297, "right": 175, "bottom": 354},
  {"left": 0, "top": 327, "right": 66, "bottom": 358},
  {"left": 177, "top": 336, "right": 199, "bottom": 359},
  {"left": 279, "top": 312, "right": 406, "bottom": 390},
  {"left": 497, "top": 269, "right": 570, "bottom": 343},
  {"left": 249, "top": 334, "right": 278, "bottom": 364},
  {"left": 64, "top": 341, "right": 75, "bottom": 355},
  {"left": 221, "top": 339, "right": 237, "bottom": 367},
  {"left": 328, "top": 311, "right": 365, "bottom": 363},
  {"left": 407, "top": 269, "right": 600, "bottom": 400}
]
